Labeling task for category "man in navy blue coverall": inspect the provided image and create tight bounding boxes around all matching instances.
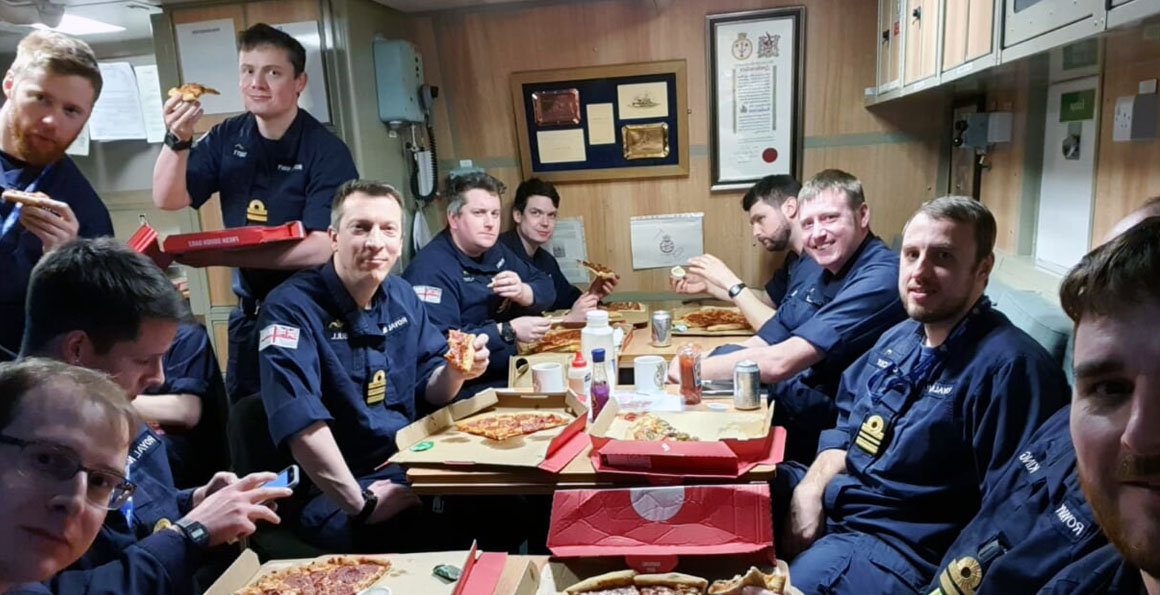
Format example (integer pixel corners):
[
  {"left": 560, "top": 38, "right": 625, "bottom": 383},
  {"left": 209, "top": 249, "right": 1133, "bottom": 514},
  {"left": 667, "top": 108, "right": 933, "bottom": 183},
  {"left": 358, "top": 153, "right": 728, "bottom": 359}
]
[
  {"left": 0, "top": 31, "right": 112, "bottom": 359},
  {"left": 498, "top": 177, "right": 617, "bottom": 323},
  {"left": 1040, "top": 215, "right": 1160, "bottom": 594},
  {"left": 783, "top": 197, "right": 1069, "bottom": 594},
  {"left": 675, "top": 170, "right": 905, "bottom": 464},
  {"left": 151, "top": 23, "right": 358, "bottom": 399},
  {"left": 404, "top": 172, "right": 556, "bottom": 397},
  {"left": 16, "top": 238, "right": 291, "bottom": 595}
]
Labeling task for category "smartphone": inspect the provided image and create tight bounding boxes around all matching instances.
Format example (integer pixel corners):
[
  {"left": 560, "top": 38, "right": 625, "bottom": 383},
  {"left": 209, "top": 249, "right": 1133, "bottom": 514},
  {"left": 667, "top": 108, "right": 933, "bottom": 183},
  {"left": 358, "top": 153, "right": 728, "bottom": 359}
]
[{"left": 265, "top": 464, "right": 300, "bottom": 490}]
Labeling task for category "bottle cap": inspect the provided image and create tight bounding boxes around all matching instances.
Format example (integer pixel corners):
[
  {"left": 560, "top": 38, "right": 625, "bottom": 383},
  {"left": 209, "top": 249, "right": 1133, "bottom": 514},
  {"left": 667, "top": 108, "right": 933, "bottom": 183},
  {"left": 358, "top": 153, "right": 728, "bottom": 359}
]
[
  {"left": 571, "top": 350, "right": 587, "bottom": 368},
  {"left": 585, "top": 309, "right": 610, "bottom": 327},
  {"left": 591, "top": 348, "right": 606, "bottom": 363}
]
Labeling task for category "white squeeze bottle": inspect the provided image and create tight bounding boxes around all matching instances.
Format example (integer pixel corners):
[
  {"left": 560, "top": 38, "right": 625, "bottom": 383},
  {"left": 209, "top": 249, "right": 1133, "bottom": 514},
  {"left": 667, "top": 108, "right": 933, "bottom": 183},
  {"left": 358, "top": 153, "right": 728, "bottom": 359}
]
[
  {"left": 568, "top": 350, "right": 591, "bottom": 401},
  {"left": 581, "top": 310, "right": 616, "bottom": 389}
]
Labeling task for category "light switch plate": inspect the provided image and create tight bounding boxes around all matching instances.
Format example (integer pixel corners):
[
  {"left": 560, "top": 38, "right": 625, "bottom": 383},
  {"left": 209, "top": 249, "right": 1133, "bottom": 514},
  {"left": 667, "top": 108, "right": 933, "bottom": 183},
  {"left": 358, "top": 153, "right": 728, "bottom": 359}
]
[
  {"left": 1113, "top": 96, "right": 1134, "bottom": 142},
  {"left": 1139, "top": 79, "right": 1158, "bottom": 95}
]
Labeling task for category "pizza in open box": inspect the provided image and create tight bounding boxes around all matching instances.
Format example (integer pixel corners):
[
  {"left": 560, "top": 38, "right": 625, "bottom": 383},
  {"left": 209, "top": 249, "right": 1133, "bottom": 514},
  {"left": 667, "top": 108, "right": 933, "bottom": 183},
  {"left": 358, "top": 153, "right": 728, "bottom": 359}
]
[
  {"left": 676, "top": 307, "right": 751, "bottom": 332},
  {"left": 455, "top": 411, "right": 573, "bottom": 441},
  {"left": 233, "top": 555, "right": 391, "bottom": 595}
]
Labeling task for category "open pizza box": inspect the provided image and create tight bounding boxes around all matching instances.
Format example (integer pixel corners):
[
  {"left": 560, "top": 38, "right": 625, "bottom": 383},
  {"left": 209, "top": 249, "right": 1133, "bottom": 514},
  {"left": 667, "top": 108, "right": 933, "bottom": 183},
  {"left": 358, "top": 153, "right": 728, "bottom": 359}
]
[
  {"left": 206, "top": 542, "right": 507, "bottom": 595},
  {"left": 162, "top": 221, "right": 306, "bottom": 253},
  {"left": 126, "top": 221, "right": 174, "bottom": 269},
  {"left": 672, "top": 306, "right": 755, "bottom": 337},
  {"left": 508, "top": 352, "right": 578, "bottom": 388},
  {"left": 387, "top": 388, "right": 589, "bottom": 473},
  {"left": 587, "top": 396, "right": 784, "bottom": 478},
  {"left": 508, "top": 484, "right": 800, "bottom": 594}
]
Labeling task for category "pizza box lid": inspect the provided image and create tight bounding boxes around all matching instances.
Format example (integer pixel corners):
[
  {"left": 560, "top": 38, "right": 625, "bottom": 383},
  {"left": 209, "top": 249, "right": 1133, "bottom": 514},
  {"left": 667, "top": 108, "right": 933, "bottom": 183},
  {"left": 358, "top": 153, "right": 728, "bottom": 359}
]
[
  {"left": 126, "top": 222, "right": 174, "bottom": 269},
  {"left": 586, "top": 394, "right": 781, "bottom": 478},
  {"left": 671, "top": 305, "right": 756, "bottom": 337},
  {"left": 161, "top": 221, "right": 306, "bottom": 253},
  {"left": 205, "top": 544, "right": 506, "bottom": 595},
  {"left": 510, "top": 557, "right": 800, "bottom": 595},
  {"left": 543, "top": 484, "right": 775, "bottom": 574},
  {"left": 387, "top": 388, "right": 589, "bottom": 473}
]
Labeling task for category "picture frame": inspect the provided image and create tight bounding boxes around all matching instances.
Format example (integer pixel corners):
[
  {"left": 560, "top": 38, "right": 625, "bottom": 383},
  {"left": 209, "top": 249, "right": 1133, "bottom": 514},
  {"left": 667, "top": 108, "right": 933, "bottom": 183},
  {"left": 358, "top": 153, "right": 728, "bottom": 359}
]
[
  {"left": 510, "top": 60, "right": 689, "bottom": 183},
  {"left": 707, "top": 7, "right": 805, "bottom": 191}
]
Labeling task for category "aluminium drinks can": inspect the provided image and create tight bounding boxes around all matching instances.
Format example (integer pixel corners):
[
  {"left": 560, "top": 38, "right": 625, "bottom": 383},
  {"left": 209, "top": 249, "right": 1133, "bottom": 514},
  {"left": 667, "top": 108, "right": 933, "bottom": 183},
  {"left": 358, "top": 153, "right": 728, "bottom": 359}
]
[
  {"left": 733, "top": 359, "right": 761, "bottom": 410},
  {"left": 651, "top": 310, "right": 673, "bottom": 347}
]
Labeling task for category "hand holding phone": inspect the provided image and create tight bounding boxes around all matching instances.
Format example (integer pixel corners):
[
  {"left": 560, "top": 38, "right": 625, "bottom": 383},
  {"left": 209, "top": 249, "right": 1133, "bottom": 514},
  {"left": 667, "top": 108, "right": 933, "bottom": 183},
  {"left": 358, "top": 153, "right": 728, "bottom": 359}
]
[{"left": 264, "top": 464, "right": 300, "bottom": 490}]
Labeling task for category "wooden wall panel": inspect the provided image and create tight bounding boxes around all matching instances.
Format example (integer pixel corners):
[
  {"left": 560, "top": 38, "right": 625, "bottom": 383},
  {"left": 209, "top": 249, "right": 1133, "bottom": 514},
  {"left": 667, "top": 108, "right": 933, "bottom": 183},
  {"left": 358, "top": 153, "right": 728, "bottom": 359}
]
[
  {"left": 965, "top": 0, "right": 994, "bottom": 60},
  {"left": 409, "top": 0, "right": 946, "bottom": 293},
  {"left": 979, "top": 62, "right": 1030, "bottom": 254},
  {"left": 1092, "top": 28, "right": 1160, "bottom": 245}
]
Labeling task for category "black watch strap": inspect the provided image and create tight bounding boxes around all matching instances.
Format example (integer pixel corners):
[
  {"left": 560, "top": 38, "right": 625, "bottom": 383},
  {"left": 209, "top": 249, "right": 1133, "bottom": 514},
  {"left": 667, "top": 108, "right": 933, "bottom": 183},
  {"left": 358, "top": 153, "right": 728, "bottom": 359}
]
[
  {"left": 174, "top": 518, "right": 210, "bottom": 549},
  {"left": 500, "top": 321, "right": 516, "bottom": 344},
  {"left": 353, "top": 487, "right": 377, "bottom": 524},
  {"left": 727, "top": 282, "right": 748, "bottom": 298},
  {"left": 164, "top": 130, "right": 193, "bottom": 151}
]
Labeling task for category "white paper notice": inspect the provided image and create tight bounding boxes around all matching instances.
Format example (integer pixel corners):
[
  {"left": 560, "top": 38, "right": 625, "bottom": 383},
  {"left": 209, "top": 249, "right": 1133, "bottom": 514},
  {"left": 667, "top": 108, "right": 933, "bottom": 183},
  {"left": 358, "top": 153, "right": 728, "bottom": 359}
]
[
  {"left": 133, "top": 65, "right": 166, "bottom": 143},
  {"left": 630, "top": 213, "right": 704, "bottom": 270},
  {"left": 175, "top": 19, "right": 244, "bottom": 115},
  {"left": 65, "top": 122, "right": 90, "bottom": 157},
  {"left": 536, "top": 128, "right": 587, "bottom": 163},
  {"left": 542, "top": 217, "right": 589, "bottom": 284},
  {"left": 586, "top": 103, "right": 615, "bottom": 145},
  {"left": 88, "top": 63, "right": 146, "bottom": 141},
  {"left": 272, "top": 21, "right": 331, "bottom": 123}
]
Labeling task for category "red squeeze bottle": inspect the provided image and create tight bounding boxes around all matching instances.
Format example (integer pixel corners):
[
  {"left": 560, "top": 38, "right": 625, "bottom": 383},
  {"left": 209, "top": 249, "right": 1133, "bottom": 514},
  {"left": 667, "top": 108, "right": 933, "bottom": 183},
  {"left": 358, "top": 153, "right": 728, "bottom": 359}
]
[{"left": 678, "top": 343, "right": 702, "bottom": 405}]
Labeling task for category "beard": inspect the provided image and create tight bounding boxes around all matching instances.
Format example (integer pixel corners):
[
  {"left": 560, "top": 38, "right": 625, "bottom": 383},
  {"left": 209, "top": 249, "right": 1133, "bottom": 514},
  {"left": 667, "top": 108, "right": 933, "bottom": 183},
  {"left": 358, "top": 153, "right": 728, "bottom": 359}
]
[
  {"left": 1079, "top": 455, "right": 1160, "bottom": 577},
  {"left": 758, "top": 227, "right": 790, "bottom": 252},
  {"left": 904, "top": 290, "right": 973, "bottom": 324},
  {"left": 9, "top": 116, "right": 71, "bottom": 167}
]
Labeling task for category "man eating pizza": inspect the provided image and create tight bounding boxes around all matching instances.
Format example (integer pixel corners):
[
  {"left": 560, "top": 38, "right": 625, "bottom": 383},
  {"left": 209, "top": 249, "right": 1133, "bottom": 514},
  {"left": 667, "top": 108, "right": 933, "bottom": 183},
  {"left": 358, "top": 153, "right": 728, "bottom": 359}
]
[{"left": 257, "top": 180, "right": 512, "bottom": 552}]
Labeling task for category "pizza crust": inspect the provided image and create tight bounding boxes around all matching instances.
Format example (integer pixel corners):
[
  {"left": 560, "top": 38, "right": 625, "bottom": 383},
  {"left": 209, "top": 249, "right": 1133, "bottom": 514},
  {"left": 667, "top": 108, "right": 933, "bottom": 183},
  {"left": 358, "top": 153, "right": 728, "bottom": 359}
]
[
  {"left": 1, "top": 189, "right": 49, "bottom": 207},
  {"left": 578, "top": 259, "right": 618, "bottom": 279},
  {"left": 168, "top": 82, "right": 220, "bottom": 102},
  {"left": 235, "top": 555, "right": 391, "bottom": 595},
  {"left": 707, "top": 566, "right": 786, "bottom": 595},
  {"left": 565, "top": 569, "right": 639, "bottom": 594}
]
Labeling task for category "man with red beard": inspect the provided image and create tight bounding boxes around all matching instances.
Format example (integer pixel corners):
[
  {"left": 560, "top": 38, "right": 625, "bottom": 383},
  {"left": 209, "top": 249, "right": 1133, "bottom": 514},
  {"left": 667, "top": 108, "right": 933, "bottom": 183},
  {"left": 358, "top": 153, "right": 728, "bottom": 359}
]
[
  {"left": 0, "top": 31, "right": 110, "bottom": 360},
  {"left": 1040, "top": 215, "right": 1160, "bottom": 594}
]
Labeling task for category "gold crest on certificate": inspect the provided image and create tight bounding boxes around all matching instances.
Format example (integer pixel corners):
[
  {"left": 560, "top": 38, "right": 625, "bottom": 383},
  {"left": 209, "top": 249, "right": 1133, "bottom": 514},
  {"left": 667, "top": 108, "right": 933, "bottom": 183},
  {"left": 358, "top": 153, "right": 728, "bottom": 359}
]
[
  {"left": 621, "top": 123, "right": 670, "bottom": 159},
  {"left": 531, "top": 88, "right": 581, "bottom": 126}
]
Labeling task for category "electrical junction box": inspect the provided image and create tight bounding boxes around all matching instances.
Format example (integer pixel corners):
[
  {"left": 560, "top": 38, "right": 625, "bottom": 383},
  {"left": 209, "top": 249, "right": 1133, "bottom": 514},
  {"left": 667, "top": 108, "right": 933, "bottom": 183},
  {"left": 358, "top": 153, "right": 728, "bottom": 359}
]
[{"left": 373, "top": 38, "right": 425, "bottom": 124}]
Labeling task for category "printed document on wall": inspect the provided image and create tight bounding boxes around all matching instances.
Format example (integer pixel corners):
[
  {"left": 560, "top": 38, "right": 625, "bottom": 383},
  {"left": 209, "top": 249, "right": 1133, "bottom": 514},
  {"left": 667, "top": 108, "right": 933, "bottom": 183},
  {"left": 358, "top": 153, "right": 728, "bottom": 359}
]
[
  {"left": 175, "top": 19, "right": 244, "bottom": 115},
  {"left": 543, "top": 217, "right": 589, "bottom": 284},
  {"left": 630, "top": 213, "right": 703, "bottom": 270},
  {"left": 89, "top": 62, "right": 146, "bottom": 141},
  {"left": 272, "top": 21, "right": 331, "bottom": 123}
]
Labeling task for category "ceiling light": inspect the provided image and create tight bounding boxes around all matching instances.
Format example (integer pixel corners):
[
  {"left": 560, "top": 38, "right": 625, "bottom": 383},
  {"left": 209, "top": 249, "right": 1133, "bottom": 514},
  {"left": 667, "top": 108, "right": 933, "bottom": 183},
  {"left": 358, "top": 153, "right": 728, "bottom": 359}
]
[{"left": 32, "top": 14, "right": 125, "bottom": 36}]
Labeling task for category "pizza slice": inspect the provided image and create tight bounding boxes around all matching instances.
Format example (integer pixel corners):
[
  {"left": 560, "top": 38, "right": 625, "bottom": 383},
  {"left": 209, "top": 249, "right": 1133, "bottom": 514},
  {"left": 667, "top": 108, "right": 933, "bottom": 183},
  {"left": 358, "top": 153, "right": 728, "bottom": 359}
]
[
  {"left": 236, "top": 555, "right": 391, "bottom": 595},
  {"left": 443, "top": 329, "right": 477, "bottom": 374},
  {"left": 635, "top": 572, "right": 709, "bottom": 594},
  {"left": 678, "top": 307, "right": 750, "bottom": 331},
  {"left": 455, "top": 411, "right": 572, "bottom": 441},
  {"left": 622, "top": 412, "right": 698, "bottom": 442},
  {"left": 168, "top": 82, "right": 221, "bottom": 102},
  {"left": 707, "top": 567, "right": 786, "bottom": 595},
  {"left": 579, "top": 259, "right": 618, "bottom": 279},
  {"left": 1, "top": 188, "right": 50, "bottom": 208},
  {"left": 565, "top": 570, "right": 641, "bottom": 594},
  {"left": 531, "top": 328, "right": 583, "bottom": 353},
  {"left": 601, "top": 301, "right": 646, "bottom": 312}
]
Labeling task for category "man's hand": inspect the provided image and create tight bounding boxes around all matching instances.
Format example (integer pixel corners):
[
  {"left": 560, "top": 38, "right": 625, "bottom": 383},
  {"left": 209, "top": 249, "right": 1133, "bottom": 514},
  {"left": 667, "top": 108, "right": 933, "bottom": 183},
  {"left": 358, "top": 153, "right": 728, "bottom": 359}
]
[
  {"left": 510, "top": 316, "right": 551, "bottom": 343},
  {"left": 162, "top": 95, "right": 203, "bottom": 141},
  {"left": 587, "top": 275, "right": 619, "bottom": 298},
  {"left": 687, "top": 254, "right": 743, "bottom": 296},
  {"left": 180, "top": 472, "right": 293, "bottom": 546},
  {"left": 465, "top": 334, "right": 489, "bottom": 379},
  {"left": 490, "top": 271, "right": 534, "bottom": 306},
  {"left": 191, "top": 471, "right": 239, "bottom": 508},
  {"left": 18, "top": 197, "right": 78, "bottom": 252},
  {"left": 564, "top": 293, "right": 600, "bottom": 323},
  {"left": 365, "top": 479, "right": 421, "bottom": 525},
  {"left": 783, "top": 484, "right": 826, "bottom": 558}
]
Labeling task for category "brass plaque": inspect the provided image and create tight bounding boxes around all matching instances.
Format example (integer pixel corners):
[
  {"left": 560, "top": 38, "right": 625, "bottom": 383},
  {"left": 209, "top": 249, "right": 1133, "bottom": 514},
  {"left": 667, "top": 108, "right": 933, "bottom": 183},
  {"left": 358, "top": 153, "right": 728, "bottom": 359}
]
[
  {"left": 621, "top": 122, "right": 670, "bottom": 159},
  {"left": 531, "top": 88, "right": 581, "bottom": 126}
]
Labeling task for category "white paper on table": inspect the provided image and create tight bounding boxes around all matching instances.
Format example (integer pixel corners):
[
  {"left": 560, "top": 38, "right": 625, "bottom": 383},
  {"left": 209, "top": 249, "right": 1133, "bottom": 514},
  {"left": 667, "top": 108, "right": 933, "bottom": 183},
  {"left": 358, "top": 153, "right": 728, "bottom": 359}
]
[
  {"left": 629, "top": 212, "right": 704, "bottom": 270},
  {"left": 175, "top": 18, "right": 244, "bottom": 115},
  {"left": 272, "top": 21, "right": 331, "bottom": 123},
  {"left": 65, "top": 122, "right": 90, "bottom": 156},
  {"left": 613, "top": 391, "right": 684, "bottom": 412},
  {"left": 586, "top": 102, "right": 615, "bottom": 144},
  {"left": 542, "top": 217, "right": 589, "bottom": 284},
  {"left": 133, "top": 65, "right": 166, "bottom": 143},
  {"left": 536, "top": 128, "right": 586, "bottom": 163},
  {"left": 89, "top": 63, "right": 146, "bottom": 141}
]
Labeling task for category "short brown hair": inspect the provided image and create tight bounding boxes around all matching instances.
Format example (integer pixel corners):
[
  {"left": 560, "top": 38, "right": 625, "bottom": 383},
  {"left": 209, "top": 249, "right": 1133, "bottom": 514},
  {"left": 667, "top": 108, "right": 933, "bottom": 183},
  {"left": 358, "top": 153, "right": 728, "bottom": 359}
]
[
  {"left": 445, "top": 172, "right": 506, "bottom": 217},
  {"left": 904, "top": 196, "right": 997, "bottom": 264},
  {"left": 9, "top": 31, "right": 102, "bottom": 102},
  {"left": 331, "top": 179, "right": 405, "bottom": 228},
  {"left": 0, "top": 358, "right": 138, "bottom": 443},
  {"left": 799, "top": 169, "right": 865, "bottom": 210},
  {"left": 1060, "top": 216, "right": 1160, "bottom": 325}
]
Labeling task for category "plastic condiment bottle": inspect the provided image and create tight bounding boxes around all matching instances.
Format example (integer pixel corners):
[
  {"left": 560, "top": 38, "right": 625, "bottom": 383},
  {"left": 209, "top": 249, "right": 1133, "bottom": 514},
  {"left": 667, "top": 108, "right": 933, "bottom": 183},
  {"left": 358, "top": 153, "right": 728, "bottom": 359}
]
[
  {"left": 678, "top": 343, "right": 703, "bottom": 405},
  {"left": 581, "top": 309, "right": 616, "bottom": 389},
  {"left": 589, "top": 348, "right": 610, "bottom": 422},
  {"left": 568, "top": 350, "right": 591, "bottom": 401}
]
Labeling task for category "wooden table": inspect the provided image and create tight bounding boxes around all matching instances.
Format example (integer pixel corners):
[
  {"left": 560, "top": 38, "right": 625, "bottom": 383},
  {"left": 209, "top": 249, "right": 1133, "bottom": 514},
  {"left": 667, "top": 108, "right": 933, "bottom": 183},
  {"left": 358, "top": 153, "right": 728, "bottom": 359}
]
[{"left": 618, "top": 324, "right": 741, "bottom": 367}]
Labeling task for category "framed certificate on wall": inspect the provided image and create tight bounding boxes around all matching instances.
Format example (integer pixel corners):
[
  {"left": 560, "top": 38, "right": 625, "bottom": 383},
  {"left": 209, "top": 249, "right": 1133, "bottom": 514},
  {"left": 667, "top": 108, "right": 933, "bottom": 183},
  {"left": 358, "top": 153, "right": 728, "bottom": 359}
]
[{"left": 707, "top": 7, "right": 805, "bottom": 191}]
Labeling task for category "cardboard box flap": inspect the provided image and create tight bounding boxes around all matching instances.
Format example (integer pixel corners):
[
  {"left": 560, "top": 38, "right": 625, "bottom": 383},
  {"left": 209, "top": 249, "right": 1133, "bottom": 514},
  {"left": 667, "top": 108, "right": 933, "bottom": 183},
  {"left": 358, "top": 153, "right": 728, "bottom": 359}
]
[
  {"left": 126, "top": 222, "right": 173, "bottom": 269},
  {"left": 522, "top": 558, "right": 797, "bottom": 595},
  {"left": 548, "top": 484, "right": 771, "bottom": 558},
  {"left": 162, "top": 221, "right": 305, "bottom": 253},
  {"left": 452, "top": 541, "right": 508, "bottom": 595}
]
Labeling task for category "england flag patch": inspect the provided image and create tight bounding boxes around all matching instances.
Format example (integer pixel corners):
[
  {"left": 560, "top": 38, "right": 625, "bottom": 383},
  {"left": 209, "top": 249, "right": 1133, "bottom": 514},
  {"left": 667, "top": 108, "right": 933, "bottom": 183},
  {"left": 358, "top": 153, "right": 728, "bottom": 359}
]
[
  {"left": 414, "top": 285, "right": 443, "bottom": 304},
  {"left": 259, "top": 324, "right": 300, "bottom": 350}
]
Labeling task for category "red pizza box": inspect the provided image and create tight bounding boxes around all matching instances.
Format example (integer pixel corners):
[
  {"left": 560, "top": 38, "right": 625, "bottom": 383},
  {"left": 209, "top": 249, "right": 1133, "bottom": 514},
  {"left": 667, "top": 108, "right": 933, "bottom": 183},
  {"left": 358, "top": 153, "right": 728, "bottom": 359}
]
[
  {"left": 387, "top": 388, "right": 589, "bottom": 473},
  {"left": 161, "top": 221, "right": 305, "bottom": 253},
  {"left": 586, "top": 396, "right": 784, "bottom": 478},
  {"left": 126, "top": 222, "right": 173, "bottom": 269},
  {"left": 206, "top": 544, "right": 505, "bottom": 595}
]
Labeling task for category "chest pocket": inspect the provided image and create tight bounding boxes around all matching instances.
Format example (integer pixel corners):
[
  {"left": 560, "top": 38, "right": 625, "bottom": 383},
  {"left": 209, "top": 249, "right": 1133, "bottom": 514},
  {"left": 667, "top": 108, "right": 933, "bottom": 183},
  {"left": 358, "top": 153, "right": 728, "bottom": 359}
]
[
  {"left": 220, "top": 149, "right": 308, "bottom": 228},
  {"left": 781, "top": 284, "right": 828, "bottom": 330}
]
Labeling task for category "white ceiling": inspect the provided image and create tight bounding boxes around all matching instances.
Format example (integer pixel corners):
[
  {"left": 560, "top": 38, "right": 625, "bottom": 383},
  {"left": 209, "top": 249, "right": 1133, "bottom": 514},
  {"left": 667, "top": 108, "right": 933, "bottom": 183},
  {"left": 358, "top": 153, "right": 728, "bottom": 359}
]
[{"left": 0, "top": 0, "right": 159, "bottom": 55}]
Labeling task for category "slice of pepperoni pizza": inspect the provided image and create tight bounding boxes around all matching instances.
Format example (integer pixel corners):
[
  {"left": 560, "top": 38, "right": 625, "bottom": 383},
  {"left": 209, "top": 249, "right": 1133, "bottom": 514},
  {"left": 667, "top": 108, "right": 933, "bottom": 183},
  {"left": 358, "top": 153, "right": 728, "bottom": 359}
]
[
  {"left": 168, "top": 82, "right": 220, "bottom": 102},
  {"left": 443, "top": 329, "right": 476, "bottom": 374},
  {"left": 578, "top": 259, "right": 618, "bottom": 280}
]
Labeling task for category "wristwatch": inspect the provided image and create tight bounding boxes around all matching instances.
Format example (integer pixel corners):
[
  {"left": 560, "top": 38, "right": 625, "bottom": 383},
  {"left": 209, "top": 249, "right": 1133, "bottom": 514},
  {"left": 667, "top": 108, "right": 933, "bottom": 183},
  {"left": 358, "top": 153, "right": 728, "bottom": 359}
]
[
  {"left": 499, "top": 321, "right": 516, "bottom": 344},
  {"left": 727, "top": 282, "right": 748, "bottom": 298},
  {"left": 353, "top": 487, "right": 377, "bottom": 524},
  {"left": 164, "top": 130, "right": 193, "bottom": 151},
  {"left": 174, "top": 518, "right": 210, "bottom": 549}
]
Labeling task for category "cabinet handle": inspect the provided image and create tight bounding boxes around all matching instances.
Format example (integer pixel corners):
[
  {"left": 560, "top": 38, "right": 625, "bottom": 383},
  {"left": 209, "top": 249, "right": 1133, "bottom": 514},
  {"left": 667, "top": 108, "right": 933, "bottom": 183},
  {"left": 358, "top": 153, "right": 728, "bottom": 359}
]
[
  {"left": 882, "top": 29, "right": 890, "bottom": 42},
  {"left": 912, "top": 6, "right": 921, "bottom": 19}
]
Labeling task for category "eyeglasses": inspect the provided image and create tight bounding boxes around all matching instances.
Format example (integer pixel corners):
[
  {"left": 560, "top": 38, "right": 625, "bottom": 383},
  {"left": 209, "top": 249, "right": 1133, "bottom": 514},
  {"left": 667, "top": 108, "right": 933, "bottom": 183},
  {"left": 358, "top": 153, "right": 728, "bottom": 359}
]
[{"left": 0, "top": 434, "right": 136, "bottom": 510}]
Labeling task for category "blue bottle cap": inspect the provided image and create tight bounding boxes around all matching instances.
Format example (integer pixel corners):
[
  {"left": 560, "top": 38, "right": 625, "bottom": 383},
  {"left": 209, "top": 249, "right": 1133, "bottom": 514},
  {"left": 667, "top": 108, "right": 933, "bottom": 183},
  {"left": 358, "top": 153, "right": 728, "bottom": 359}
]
[{"left": 592, "top": 348, "right": 606, "bottom": 362}]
